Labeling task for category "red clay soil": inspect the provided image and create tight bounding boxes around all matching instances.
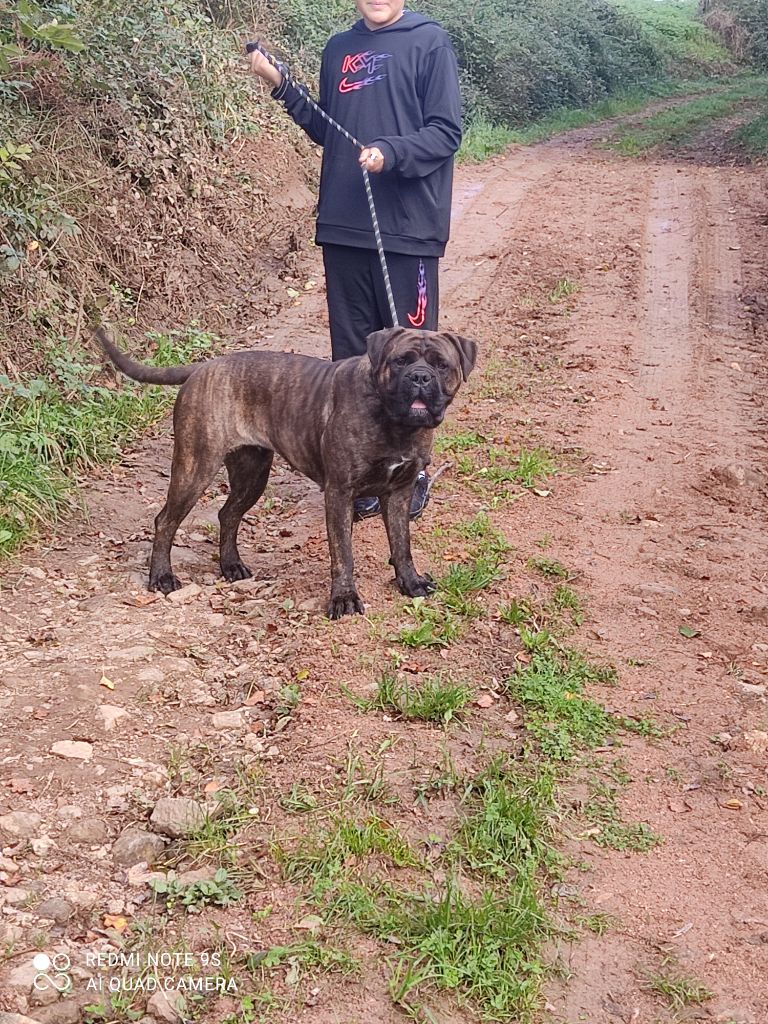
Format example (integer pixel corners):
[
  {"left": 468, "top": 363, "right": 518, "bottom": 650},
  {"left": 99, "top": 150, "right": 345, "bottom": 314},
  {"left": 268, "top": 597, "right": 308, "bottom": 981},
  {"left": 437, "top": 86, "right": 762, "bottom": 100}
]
[{"left": 1, "top": 122, "right": 767, "bottom": 1024}]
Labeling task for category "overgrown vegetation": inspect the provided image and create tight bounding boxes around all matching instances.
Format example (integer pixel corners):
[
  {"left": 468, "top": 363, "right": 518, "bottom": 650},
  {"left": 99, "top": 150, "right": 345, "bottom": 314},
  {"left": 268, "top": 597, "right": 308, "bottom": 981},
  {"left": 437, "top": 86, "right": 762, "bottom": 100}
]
[
  {"left": 0, "top": 326, "right": 215, "bottom": 553},
  {"left": 702, "top": 0, "right": 768, "bottom": 69}
]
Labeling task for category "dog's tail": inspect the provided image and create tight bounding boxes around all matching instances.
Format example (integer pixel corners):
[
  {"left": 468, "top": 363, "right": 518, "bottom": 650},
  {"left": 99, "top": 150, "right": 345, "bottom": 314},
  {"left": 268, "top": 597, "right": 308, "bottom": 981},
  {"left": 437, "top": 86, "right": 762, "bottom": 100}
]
[{"left": 94, "top": 327, "right": 196, "bottom": 386}]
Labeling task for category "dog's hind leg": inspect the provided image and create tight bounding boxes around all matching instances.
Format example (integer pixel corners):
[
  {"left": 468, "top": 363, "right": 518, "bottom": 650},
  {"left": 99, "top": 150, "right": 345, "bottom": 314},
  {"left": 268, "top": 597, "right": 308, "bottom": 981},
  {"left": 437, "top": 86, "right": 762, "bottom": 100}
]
[
  {"left": 219, "top": 445, "right": 274, "bottom": 582},
  {"left": 150, "top": 446, "right": 224, "bottom": 595}
]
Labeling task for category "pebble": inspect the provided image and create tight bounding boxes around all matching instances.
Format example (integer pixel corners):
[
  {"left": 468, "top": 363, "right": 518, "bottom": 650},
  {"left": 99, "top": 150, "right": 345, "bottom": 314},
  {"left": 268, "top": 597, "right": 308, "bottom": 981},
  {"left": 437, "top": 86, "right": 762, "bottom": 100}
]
[
  {"left": 166, "top": 583, "right": 202, "bottom": 606},
  {"left": 147, "top": 990, "right": 185, "bottom": 1024},
  {"left": 149, "top": 798, "right": 206, "bottom": 839},
  {"left": 1, "top": 887, "right": 30, "bottom": 907},
  {"left": 51, "top": 740, "right": 93, "bottom": 761},
  {"left": 212, "top": 710, "right": 246, "bottom": 731},
  {"left": 98, "top": 704, "right": 128, "bottom": 731},
  {"left": 0, "top": 811, "right": 42, "bottom": 838},
  {"left": 31, "top": 837, "right": 55, "bottom": 857},
  {"left": 34, "top": 898, "right": 74, "bottom": 924},
  {"left": 110, "top": 644, "right": 157, "bottom": 661},
  {"left": 68, "top": 818, "right": 109, "bottom": 844},
  {"left": 112, "top": 828, "right": 166, "bottom": 867}
]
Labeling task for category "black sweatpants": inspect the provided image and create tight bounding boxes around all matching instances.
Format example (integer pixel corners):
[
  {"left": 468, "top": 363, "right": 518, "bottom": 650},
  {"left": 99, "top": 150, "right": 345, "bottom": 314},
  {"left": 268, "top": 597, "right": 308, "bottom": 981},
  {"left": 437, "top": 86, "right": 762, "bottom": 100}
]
[{"left": 322, "top": 243, "right": 440, "bottom": 361}]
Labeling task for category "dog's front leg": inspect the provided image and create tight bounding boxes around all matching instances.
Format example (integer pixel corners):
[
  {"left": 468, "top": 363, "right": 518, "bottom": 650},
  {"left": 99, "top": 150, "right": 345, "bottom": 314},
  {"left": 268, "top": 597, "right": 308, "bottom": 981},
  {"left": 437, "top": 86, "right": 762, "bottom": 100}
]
[
  {"left": 325, "top": 488, "right": 365, "bottom": 619},
  {"left": 381, "top": 488, "right": 436, "bottom": 598}
]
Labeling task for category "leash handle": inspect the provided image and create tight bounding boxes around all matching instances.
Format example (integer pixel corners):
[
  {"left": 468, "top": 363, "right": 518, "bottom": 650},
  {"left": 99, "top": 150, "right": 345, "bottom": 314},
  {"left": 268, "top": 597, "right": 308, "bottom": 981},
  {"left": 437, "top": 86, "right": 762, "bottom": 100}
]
[{"left": 246, "top": 40, "right": 400, "bottom": 329}]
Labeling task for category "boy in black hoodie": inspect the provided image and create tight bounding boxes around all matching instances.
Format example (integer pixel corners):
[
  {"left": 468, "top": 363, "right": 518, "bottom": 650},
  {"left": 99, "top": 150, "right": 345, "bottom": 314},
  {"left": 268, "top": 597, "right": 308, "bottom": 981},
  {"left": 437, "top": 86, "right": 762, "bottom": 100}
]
[{"left": 249, "top": 1, "right": 462, "bottom": 520}]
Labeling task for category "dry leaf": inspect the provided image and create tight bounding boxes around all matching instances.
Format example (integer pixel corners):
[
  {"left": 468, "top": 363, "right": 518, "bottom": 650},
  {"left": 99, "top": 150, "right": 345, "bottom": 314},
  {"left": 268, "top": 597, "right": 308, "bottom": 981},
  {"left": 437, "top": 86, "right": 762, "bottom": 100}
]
[
  {"left": 204, "top": 780, "right": 223, "bottom": 795},
  {"left": 294, "top": 914, "right": 323, "bottom": 933},
  {"left": 721, "top": 798, "right": 743, "bottom": 811},
  {"left": 245, "top": 690, "right": 267, "bottom": 706},
  {"left": 103, "top": 914, "right": 129, "bottom": 933},
  {"left": 99, "top": 675, "right": 115, "bottom": 690},
  {"left": 475, "top": 693, "right": 495, "bottom": 709}
]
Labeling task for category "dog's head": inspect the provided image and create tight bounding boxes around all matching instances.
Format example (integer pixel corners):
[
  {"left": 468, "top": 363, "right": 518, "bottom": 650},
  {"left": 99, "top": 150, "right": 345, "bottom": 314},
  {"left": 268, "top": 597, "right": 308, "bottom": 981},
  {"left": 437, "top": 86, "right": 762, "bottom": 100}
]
[{"left": 365, "top": 327, "right": 478, "bottom": 430}]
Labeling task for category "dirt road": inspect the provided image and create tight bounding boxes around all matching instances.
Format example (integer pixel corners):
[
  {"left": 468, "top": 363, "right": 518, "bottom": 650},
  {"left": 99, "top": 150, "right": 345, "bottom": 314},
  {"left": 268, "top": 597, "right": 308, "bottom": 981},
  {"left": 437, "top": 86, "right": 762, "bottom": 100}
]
[{"left": 1, "top": 119, "right": 767, "bottom": 1024}]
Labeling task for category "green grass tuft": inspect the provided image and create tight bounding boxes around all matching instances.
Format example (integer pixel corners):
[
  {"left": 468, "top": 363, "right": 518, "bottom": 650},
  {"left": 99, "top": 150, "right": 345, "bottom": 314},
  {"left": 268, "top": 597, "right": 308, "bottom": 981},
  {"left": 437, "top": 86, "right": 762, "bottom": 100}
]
[{"left": 351, "top": 672, "right": 473, "bottom": 725}]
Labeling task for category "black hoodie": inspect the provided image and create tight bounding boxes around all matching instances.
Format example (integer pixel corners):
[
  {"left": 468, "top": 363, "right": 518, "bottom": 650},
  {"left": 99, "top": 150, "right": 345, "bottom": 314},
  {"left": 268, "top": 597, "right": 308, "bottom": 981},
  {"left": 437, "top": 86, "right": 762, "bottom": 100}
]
[{"left": 272, "top": 11, "right": 462, "bottom": 257}]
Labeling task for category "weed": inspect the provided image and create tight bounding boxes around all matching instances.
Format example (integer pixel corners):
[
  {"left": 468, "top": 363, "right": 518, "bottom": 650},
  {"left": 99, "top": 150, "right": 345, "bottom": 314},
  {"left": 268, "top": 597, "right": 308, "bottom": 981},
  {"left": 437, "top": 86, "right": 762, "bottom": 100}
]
[
  {"left": 149, "top": 868, "right": 241, "bottom": 913},
  {"left": 339, "top": 748, "right": 396, "bottom": 805},
  {"left": 528, "top": 556, "right": 570, "bottom": 579},
  {"left": 548, "top": 277, "right": 580, "bottom": 303},
  {"left": 396, "top": 598, "right": 459, "bottom": 649},
  {"left": 279, "top": 783, "right": 317, "bottom": 814},
  {"left": 434, "top": 430, "right": 486, "bottom": 455},
  {"left": 649, "top": 969, "right": 714, "bottom": 1009},
  {"left": 574, "top": 912, "right": 616, "bottom": 935},
  {"left": 548, "top": 584, "right": 584, "bottom": 626},
  {"left": 450, "top": 759, "right": 554, "bottom": 880},
  {"left": 499, "top": 597, "right": 536, "bottom": 627},
  {"left": 249, "top": 940, "right": 359, "bottom": 979},
  {"left": 351, "top": 672, "right": 472, "bottom": 725},
  {"left": 585, "top": 782, "right": 663, "bottom": 853}
]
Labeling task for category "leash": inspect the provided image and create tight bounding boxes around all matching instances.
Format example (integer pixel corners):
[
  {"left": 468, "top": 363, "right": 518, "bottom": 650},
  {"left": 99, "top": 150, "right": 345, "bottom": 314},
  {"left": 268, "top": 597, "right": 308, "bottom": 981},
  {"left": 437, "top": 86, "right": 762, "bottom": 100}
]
[{"left": 246, "top": 40, "right": 400, "bottom": 329}]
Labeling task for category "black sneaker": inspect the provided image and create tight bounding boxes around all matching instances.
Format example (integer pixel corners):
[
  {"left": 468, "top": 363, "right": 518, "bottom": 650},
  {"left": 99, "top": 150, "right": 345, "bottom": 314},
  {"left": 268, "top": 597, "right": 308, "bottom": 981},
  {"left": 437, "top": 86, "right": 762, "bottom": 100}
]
[
  {"left": 409, "top": 470, "right": 430, "bottom": 521},
  {"left": 353, "top": 496, "right": 381, "bottom": 521}
]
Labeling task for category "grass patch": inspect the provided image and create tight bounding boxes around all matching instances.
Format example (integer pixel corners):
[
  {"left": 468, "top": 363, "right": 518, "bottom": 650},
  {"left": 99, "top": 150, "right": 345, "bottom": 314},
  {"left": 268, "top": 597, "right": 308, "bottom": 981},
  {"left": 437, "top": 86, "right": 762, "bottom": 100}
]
[
  {"left": 585, "top": 781, "right": 663, "bottom": 853},
  {"left": 149, "top": 868, "right": 241, "bottom": 914},
  {"left": 458, "top": 115, "right": 516, "bottom": 162},
  {"left": 352, "top": 672, "right": 472, "bottom": 725},
  {"left": 276, "top": 757, "right": 553, "bottom": 1022},
  {"left": 733, "top": 109, "right": 768, "bottom": 155},
  {"left": 434, "top": 429, "right": 486, "bottom": 455},
  {"left": 249, "top": 940, "right": 359, "bottom": 979},
  {"left": 0, "top": 326, "right": 215, "bottom": 555},
  {"left": 396, "top": 598, "right": 460, "bottom": 649},
  {"left": 548, "top": 277, "right": 580, "bottom": 303},
  {"left": 607, "top": 77, "right": 768, "bottom": 154},
  {"left": 649, "top": 969, "right": 714, "bottom": 1009},
  {"left": 528, "top": 556, "right": 571, "bottom": 580}
]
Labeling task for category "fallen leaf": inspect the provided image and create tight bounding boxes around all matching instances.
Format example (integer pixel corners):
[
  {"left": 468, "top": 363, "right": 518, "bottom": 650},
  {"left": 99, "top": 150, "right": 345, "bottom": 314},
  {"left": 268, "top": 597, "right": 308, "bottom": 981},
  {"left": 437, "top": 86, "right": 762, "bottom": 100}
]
[
  {"left": 532, "top": 488, "right": 551, "bottom": 497},
  {"left": 204, "top": 780, "right": 223, "bottom": 795},
  {"left": 103, "top": 914, "right": 129, "bottom": 933},
  {"left": 475, "top": 694, "right": 495, "bottom": 709},
  {"left": 504, "top": 709, "right": 520, "bottom": 724},
  {"left": 245, "top": 690, "right": 267, "bottom": 706},
  {"left": 286, "top": 287, "right": 300, "bottom": 298},
  {"left": 721, "top": 798, "right": 743, "bottom": 811},
  {"left": 99, "top": 675, "right": 115, "bottom": 690},
  {"left": 678, "top": 625, "right": 700, "bottom": 639}
]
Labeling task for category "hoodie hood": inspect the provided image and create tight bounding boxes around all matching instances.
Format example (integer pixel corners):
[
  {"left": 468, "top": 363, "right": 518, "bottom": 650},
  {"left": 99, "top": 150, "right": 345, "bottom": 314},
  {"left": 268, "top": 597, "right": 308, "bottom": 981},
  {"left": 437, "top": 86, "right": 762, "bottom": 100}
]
[{"left": 352, "top": 11, "right": 437, "bottom": 35}]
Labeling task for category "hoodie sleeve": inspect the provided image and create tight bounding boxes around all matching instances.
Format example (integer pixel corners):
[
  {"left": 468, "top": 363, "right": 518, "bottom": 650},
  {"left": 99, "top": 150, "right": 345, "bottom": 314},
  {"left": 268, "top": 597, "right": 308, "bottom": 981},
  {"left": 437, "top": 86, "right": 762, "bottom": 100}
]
[
  {"left": 369, "top": 45, "right": 462, "bottom": 179},
  {"left": 271, "top": 52, "right": 330, "bottom": 147}
]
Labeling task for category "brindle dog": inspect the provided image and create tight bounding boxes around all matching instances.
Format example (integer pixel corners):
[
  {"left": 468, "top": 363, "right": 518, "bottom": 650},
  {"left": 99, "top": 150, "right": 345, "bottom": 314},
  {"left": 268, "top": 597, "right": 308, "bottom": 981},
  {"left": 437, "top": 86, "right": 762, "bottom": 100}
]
[{"left": 95, "top": 326, "right": 476, "bottom": 618}]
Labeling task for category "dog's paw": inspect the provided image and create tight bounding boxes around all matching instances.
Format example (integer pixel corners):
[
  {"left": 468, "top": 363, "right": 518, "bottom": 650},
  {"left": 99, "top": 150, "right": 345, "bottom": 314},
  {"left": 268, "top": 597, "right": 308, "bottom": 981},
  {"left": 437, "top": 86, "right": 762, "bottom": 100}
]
[
  {"left": 327, "top": 591, "right": 365, "bottom": 620},
  {"left": 150, "top": 572, "right": 183, "bottom": 595},
  {"left": 221, "top": 561, "right": 253, "bottom": 583},
  {"left": 397, "top": 572, "right": 436, "bottom": 598}
]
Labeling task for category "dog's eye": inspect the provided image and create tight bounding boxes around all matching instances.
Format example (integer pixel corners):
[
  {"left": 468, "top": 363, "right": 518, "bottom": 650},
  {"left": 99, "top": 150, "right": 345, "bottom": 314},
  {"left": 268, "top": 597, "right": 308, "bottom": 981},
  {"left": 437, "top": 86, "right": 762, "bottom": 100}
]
[
  {"left": 436, "top": 359, "right": 449, "bottom": 372},
  {"left": 394, "top": 355, "right": 409, "bottom": 367}
]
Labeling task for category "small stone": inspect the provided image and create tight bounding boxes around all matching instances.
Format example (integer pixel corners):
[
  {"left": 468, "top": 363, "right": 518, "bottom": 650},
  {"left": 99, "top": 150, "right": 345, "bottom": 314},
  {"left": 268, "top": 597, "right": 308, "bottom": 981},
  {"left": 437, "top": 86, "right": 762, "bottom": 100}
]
[
  {"left": 739, "top": 682, "right": 767, "bottom": 697},
  {"left": 1, "top": 887, "right": 30, "bottom": 907},
  {"left": 298, "top": 597, "right": 324, "bottom": 613},
  {"left": 110, "top": 644, "right": 156, "bottom": 662},
  {"left": 29, "top": 1002, "right": 81, "bottom": 1024},
  {"left": 7, "top": 961, "right": 39, "bottom": 994},
  {"left": 113, "top": 828, "right": 166, "bottom": 867},
  {"left": 243, "top": 735, "right": 264, "bottom": 754},
  {"left": 65, "top": 889, "right": 99, "bottom": 911},
  {"left": 212, "top": 710, "right": 246, "bottom": 731},
  {"left": 34, "top": 898, "right": 74, "bottom": 924},
  {"left": 166, "top": 583, "right": 202, "bottom": 606},
  {"left": 56, "top": 805, "right": 83, "bottom": 821},
  {"left": 711, "top": 463, "right": 762, "bottom": 489},
  {"left": 68, "top": 818, "right": 109, "bottom": 844},
  {"left": 742, "top": 730, "right": 768, "bottom": 755},
  {"left": 147, "top": 990, "right": 186, "bottom": 1024},
  {"left": 137, "top": 667, "right": 165, "bottom": 683},
  {"left": 0, "top": 811, "right": 42, "bottom": 838},
  {"left": 0, "top": 1015, "right": 44, "bottom": 1024},
  {"left": 176, "top": 867, "right": 217, "bottom": 886},
  {"left": 51, "top": 740, "right": 93, "bottom": 761},
  {"left": 149, "top": 798, "right": 206, "bottom": 839},
  {"left": 0, "top": 854, "right": 19, "bottom": 871},
  {"left": 31, "top": 837, "right": 55, "bottom": 857},
  {"left": 98, "top": 705, "right": 128, "bottom": 731}
]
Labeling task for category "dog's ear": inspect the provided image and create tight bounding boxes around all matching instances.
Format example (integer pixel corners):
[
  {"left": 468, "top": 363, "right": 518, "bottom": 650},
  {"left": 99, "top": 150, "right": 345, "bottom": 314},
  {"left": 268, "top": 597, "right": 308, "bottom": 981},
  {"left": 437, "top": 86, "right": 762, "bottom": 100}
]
[
  {"left": 365, "top": 327, "right": 407, "bottom": 374},
  {"left": 442, "top": 333, "right": 478, "bottom": 382}
]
